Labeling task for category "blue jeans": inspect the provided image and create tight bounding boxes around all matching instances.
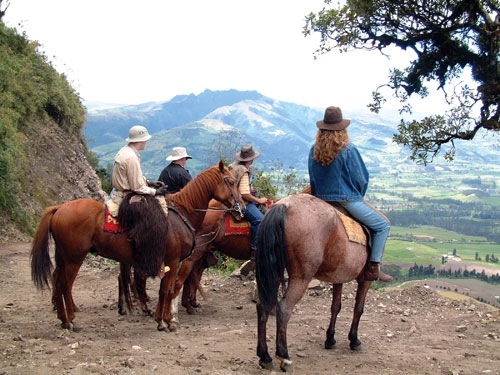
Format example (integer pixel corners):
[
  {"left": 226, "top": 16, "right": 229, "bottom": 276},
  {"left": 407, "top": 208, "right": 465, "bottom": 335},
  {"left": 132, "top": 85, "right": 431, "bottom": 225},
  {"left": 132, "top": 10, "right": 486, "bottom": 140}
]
[
  {"left": 341, "top": 201, "right": 390, "bottom": 263},
  {"left": 244, "top": 202, "right": 264, "bottom": 249}
]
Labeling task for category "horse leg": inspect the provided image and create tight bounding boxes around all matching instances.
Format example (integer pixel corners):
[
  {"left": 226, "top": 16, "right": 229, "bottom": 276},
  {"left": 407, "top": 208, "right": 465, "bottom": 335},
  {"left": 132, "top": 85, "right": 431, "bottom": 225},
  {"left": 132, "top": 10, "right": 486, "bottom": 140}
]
[
  {"left": 325, "top": 283, "right": 343, "bottom": 349},
  {"left": 275, "top": 279, "right": 309, "bottom": 372},
  {"left": 348, "top": 281, "right": 372, "bottom": 351},
  {"left": 133, "top": 272, "right": 152, "bottom": 316},
  {"left": 155, "top": 261, "right": 179, "bottom": 332},
  {"left": 53, "top": 261, "right": 81, "bottom": 330},
  {"left": 256, "top": 301, "right": 273, "bottom": 370},
  {"left": 117, "top": 263, "right": 137, "bottom": 316},
  {"left": 183, "top": 250, "right": 218, "bottom": 312},
  {"left": 181, "top": 264, "right": 203, "bottom": 314},
  {"left": 52, "top": 265, "right": 70, "bottom": 328}
]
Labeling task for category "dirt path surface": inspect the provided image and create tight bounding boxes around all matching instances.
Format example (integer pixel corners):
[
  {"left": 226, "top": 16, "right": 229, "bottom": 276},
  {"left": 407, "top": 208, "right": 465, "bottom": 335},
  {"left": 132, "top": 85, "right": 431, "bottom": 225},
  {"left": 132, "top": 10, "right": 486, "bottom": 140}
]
[{"left": 1, "top": 242, "right": 499, "bottom": 375}]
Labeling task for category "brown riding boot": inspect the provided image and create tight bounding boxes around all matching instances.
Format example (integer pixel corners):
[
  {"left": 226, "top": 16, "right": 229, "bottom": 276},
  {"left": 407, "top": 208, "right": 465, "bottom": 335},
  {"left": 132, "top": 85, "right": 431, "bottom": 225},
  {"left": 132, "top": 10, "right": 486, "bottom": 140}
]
[
  {"left": 365, "top": 262, "right": 393, "bottom": 282},
  {"left": 378, "top": 269, "right": 393, "bottom": 282}
]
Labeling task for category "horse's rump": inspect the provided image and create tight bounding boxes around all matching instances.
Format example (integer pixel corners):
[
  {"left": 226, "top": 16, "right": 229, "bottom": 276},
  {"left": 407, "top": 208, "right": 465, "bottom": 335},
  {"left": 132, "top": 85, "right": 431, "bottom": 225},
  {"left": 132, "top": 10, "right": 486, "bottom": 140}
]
[{"left": 118, "top": 194, "right": 168, "bottom": 278}]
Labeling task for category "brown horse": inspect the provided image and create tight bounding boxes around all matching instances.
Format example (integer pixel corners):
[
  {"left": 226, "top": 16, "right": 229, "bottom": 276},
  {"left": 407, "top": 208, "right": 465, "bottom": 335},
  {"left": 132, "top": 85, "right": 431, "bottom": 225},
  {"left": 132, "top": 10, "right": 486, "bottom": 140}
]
[
  {"left": 30, "top": 161, "right": 244, "bottom": 331},
  {"left": 255, "top": 193, "right": 374, "bottom": 372},
  {"left": 121, "top": 198, "right": 252, "bottom": 324},
  {"left": 176, "top": 199, "right": 254, "bottom": 314}
]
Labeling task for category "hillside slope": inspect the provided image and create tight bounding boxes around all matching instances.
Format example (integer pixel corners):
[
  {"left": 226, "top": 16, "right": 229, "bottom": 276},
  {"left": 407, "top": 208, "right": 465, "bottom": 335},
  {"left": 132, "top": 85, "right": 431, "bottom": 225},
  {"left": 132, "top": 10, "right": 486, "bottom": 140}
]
[{"left": 0, "top": 20, "right": 104, "bottom": 243}]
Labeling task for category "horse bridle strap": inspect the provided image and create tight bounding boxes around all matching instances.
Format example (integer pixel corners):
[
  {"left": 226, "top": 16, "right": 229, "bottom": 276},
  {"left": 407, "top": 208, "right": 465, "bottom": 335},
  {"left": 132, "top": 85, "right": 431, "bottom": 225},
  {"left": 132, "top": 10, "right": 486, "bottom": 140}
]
[
  {"left": 166, "top": 205, "right": 197, "bottom": 261},
  {"left": 194, "top": 212, "right": 227, "bottom": 248}
]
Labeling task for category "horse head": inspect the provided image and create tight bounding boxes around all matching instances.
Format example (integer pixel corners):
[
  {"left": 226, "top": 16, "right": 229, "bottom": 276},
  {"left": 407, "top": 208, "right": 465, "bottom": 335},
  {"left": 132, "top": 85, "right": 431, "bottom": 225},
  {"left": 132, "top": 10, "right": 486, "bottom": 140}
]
[{"left": 215, "top": 160, "right": 245, "bottom": 221}]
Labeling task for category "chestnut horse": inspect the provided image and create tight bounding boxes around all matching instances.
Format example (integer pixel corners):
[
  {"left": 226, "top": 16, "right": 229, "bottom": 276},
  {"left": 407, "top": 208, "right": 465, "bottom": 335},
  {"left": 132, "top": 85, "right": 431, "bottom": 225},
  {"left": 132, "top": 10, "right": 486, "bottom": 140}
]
[
  {"left": 255, "top": 193, "right": 374, "bottom": 372},
  {"left": 176, "top": 199, "right": 254, "bottom": 314},
  {"left": 30, "top": 161, "right": 243, "bottom": 331},
  {"left": 120, "top": 198, "right": 252, "bottom": 325}
]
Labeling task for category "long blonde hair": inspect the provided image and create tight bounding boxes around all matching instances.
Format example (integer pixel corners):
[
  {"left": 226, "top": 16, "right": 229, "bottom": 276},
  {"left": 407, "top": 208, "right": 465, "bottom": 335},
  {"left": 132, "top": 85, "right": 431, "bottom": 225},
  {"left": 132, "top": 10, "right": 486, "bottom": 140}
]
[{"left": 313, "top": 129, "right": 350, "bottom": 166}]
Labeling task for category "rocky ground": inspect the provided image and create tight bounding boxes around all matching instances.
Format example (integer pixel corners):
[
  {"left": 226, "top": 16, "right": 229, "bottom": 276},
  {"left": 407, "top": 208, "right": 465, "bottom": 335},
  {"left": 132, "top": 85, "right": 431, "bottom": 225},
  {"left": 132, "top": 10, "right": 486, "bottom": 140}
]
[{"left": 1, "top": 241, "right": 499, "bottom": 375}]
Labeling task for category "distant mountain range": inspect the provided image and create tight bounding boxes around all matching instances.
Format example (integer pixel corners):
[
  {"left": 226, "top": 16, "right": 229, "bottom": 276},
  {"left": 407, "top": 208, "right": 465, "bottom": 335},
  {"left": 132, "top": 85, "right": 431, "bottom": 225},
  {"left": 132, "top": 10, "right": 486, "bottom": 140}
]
[{"left": 84, "top": 89, "right": 498, "bottom": 180}]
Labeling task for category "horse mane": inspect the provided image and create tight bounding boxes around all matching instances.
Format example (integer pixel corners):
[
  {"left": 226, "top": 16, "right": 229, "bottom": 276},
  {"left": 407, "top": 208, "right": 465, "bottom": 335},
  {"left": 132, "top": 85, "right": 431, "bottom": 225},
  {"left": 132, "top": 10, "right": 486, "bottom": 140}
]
[
  {"left": 117, "top": 194, "right": 168, "bottom": 278},
  {"left": 167, "top": 164, "right": 225, "bottom": 210}
]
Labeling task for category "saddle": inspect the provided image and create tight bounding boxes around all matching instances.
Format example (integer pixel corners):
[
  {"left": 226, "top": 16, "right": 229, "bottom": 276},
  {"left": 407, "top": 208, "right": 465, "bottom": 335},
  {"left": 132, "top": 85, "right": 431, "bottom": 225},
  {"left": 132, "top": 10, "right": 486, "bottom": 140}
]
[
  {"left": 329, "top": 202, "right": 369, "bottom": 246},
  {"left": 104, "top": 202, "right": 123, "bottom": 233},
  {"left": 225, "top": 214, "right": 250, "bottom": 236}
]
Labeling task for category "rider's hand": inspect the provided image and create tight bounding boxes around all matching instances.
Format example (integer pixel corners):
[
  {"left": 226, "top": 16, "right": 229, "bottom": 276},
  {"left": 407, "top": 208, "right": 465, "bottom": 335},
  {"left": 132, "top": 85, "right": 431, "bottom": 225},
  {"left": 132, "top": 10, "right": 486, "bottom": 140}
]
[
  {"left": 155, "top": 186, "right": 168, "bottom": 196},
  {"left": 148, "top": 180, "right": 165, "bottom": 188}
]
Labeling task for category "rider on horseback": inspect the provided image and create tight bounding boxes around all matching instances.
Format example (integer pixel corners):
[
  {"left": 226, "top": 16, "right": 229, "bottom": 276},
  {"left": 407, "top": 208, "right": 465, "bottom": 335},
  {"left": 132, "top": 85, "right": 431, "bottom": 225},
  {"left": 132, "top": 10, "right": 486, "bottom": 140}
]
[
  {"left": 110, "top": 125, "right": 168, "bottom": 216},
  {"left": 229, "top": 144, "right": 269, "bottom": 256},
  {"left": 308, "top": 106, "right": 393, "bottom": 282}
]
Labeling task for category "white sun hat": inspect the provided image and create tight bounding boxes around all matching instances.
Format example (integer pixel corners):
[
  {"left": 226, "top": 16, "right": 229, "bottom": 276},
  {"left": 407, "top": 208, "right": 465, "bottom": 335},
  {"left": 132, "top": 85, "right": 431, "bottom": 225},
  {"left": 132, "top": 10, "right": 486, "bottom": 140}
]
[{"left": 166, "top": 147, "right": 192, "bottom": 161}]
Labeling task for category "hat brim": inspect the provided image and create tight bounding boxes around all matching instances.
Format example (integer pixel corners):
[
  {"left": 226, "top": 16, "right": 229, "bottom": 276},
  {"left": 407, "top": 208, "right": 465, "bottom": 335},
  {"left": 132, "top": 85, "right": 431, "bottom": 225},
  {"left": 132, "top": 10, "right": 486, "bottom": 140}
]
[
  {"left": 166, "top": 155, "right": 192, "bottom": 161},
  {"left": 316, "top": 119, "right": 350, "bottom": 131},
  {"left": 236, "top": 151, "right": 260, "bottom": 162},
  {"left": 126, "top": 134, "right": 152, "bottom": 142}
]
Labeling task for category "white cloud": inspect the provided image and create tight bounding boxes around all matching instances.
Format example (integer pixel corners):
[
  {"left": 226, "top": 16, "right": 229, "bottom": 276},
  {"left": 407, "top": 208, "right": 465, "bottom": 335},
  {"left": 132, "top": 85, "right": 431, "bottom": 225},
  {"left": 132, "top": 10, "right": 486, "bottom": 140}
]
[{"left": 4, "top": 0, "right": 447, "bottom": 113}]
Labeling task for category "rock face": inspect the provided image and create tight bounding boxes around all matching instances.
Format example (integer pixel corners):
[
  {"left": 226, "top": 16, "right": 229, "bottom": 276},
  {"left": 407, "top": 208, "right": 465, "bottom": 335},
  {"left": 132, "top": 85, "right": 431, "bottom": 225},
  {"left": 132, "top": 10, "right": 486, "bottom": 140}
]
[{"left": 0, "top": 120, "right": 106, "bottom": 244}]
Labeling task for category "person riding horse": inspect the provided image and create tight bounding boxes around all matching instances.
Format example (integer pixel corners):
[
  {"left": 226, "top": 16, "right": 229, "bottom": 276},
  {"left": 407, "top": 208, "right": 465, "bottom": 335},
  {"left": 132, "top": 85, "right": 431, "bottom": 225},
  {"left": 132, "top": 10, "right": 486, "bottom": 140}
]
[
  {"left": 229, "top": 144, "right": 269, "bottom": 255},
  {"left": 110, "top": 125, "right": 168, "bottom": 216},
  {"left": 308, "top": 106, "right": 393, "bottom": 282}
]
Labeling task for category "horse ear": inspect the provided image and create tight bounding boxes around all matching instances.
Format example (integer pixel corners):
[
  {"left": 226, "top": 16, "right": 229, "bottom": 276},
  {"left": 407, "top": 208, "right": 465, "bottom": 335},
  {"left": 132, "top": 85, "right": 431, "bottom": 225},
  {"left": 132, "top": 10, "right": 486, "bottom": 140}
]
[{"left": 218, "top": 160, "right": 225, "bottom": 172}]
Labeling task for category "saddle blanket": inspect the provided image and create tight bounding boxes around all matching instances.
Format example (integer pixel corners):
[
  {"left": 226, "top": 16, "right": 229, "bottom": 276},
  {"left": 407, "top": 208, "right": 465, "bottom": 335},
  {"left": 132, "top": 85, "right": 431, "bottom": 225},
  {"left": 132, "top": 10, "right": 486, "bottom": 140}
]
[
  {"left": 335, "top": 209, "right": 367, "bottom": 246},
  {"left": 104, "top": 205, "right": 123, "bottom": 233},
  {"left": 225, "top": 214, "right": 250, "bottom": 236}
]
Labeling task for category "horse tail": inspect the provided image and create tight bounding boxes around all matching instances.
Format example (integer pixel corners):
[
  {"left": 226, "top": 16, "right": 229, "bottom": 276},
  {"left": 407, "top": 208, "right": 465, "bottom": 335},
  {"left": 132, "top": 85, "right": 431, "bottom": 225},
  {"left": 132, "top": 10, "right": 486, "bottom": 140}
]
[
  {"left": 31, "top": 206, "right": 59, "bottom": 290},
  {"left": 118, "top": 194, "right": 169, "bottom": 278},
  {"left": 255, "top": 203, "right": 288, "bottom": 311}
]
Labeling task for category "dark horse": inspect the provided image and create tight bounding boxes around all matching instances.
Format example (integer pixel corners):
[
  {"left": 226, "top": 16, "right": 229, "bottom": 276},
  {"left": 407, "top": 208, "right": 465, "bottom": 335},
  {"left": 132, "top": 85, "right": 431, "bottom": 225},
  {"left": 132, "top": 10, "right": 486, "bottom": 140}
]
[
  {"left": 255, "top": 193, "right": 375, "bottom": 371},
  {"left": 30, "top": 161, "right": 243, "bottom": 331}
]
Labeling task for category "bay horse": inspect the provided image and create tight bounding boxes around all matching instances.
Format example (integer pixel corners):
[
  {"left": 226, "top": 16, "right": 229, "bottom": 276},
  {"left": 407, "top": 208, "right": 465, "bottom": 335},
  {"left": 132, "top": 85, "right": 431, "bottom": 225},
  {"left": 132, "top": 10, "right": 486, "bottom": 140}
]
[
  {"left": 30, "top": 161, "right": 244, "bottom": 331},
  {"left": 255, "top": 193, "right": 375, "bottom": 371}
]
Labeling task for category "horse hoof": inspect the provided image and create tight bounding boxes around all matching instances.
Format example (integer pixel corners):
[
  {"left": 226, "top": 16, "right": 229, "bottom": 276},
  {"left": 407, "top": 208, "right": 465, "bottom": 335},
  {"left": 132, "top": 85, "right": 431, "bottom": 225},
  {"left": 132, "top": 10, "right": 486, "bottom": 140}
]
[
  {"left": 72, "top": 325, "right": 82, "bottom": 333},
  {"left": 350, "top": 342, "right": 363, "bottom": 351},
  {"left": 157, "top": 322, "right": 167, "bottom": 331},
  {"left": 168, "top": 323, "right": 177, "bottom": 332},
  {"left": 279, "top": 358, "right": 293, "bottom": 372},
  {"left": 258, "top": 359, "right": 273, "bottom": 370},
  {"left": 324, "top": 340, "right": 336, "bottom": 349}
]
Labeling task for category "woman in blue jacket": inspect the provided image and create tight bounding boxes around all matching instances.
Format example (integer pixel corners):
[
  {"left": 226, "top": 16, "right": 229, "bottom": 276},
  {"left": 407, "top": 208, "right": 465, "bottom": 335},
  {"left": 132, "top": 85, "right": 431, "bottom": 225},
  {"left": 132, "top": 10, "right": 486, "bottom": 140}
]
[{"left": 308, "top": 106, "right": 393, "bottom": 282}]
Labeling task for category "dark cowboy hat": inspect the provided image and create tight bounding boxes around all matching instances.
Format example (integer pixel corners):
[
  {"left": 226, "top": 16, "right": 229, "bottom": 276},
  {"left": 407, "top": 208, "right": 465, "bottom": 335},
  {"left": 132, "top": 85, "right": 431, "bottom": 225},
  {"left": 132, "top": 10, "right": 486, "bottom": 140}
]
[
  {"left": 316, "top": 106, "right": 351, "bottom": 131},
  {"left": 236, "top": 144, "right": 260, "bottom": 162}
]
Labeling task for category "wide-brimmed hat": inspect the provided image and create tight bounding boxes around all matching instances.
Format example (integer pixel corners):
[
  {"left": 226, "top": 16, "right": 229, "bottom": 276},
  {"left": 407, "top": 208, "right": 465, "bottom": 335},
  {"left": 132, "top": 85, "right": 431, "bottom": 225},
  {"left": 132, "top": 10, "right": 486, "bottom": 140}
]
[
  {"left": 126, "top": 125, "right": 152, "bottom": 142},
  {"left": 236, "top": 144, "right": 260, "bottom": 162},
  {"left": 166, "top": 147, "right": 192, "bottom": 161},
  {"left": 316, "top": 106, "right": 350, "bottom": 131}
]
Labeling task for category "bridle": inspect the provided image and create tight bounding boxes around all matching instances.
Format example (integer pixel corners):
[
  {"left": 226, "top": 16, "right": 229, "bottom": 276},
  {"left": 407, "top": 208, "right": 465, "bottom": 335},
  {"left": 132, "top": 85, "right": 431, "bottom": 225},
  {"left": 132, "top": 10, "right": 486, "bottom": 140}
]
[
  {"left": 223, "top": 175, "right": 244, "bottom": 219},
  {"left": 194, "top": 174, "right": 244, "bottom": 219}
]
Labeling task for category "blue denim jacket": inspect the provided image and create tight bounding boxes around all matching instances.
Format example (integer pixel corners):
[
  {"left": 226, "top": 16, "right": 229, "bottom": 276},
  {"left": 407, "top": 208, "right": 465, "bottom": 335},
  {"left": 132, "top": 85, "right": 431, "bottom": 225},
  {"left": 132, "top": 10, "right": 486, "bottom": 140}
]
[{"left": 308, "top": 142, "right": 369, "bottom": 202}]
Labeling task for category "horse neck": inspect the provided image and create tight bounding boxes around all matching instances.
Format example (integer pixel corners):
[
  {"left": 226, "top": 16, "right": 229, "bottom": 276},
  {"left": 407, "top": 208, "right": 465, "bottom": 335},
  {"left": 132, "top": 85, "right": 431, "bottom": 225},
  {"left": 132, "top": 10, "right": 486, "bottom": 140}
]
[{"left": 168, "top": 170, "right": 217, "bottom": 230}]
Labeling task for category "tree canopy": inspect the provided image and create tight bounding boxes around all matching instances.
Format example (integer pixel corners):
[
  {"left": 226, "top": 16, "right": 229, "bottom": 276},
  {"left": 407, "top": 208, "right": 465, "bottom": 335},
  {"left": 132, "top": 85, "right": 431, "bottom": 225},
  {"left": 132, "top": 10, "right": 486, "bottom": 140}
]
[{"left": 304, "top": 0, "right": 500, "bottom": 163}]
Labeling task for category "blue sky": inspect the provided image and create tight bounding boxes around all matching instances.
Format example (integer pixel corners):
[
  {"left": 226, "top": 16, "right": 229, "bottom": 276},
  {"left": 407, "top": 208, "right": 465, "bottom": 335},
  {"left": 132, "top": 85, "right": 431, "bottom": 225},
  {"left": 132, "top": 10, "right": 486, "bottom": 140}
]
[{"left": 4, "top": 0, "right": 441, "bottom": 113}]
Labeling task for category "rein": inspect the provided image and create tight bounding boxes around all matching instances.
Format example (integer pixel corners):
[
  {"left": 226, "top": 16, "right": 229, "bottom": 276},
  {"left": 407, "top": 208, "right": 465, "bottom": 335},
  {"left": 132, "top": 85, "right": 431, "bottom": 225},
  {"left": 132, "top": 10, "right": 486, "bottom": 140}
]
[
  {"left": 167, "top": 205, "right": 197, "bottom": 261},
  {"left": 193, "top": 210, "right": 229, "bottom": 248}
]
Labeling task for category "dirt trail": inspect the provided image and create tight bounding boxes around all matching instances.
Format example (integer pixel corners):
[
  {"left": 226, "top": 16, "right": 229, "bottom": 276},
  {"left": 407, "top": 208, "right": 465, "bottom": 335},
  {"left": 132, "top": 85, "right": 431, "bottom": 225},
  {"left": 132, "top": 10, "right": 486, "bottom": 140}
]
[{"left": 1, "top": 241, "right": 499, "bottom": 375}]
